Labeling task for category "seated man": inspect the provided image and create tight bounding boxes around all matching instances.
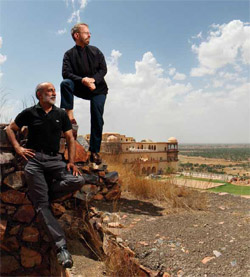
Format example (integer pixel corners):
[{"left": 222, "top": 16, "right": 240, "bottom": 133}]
[
  {"left": 6, "top": 82, "right": 87, "bottom": 268},
  {"left": 60, "top": 23, "right": 108, "bottom": 165}
]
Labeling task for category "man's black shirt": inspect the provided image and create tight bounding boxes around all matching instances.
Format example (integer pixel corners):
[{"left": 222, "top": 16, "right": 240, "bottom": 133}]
[
  {"left": 76, "top": 46, "right": 90, "bottom": 76},
  {"left": 62, "top": 45, "right": 108, "bottom": 97},
  {"left": 15, "top": 104, "right": 72, "bottom": 153}
]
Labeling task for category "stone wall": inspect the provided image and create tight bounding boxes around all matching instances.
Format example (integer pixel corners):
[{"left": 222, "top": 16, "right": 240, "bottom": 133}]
[{"left": 0, "top": 125, "right": 121, "bottom": 276}]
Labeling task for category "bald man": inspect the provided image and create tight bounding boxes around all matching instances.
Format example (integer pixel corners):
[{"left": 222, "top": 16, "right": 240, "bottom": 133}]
[{"left": 6, "top": 82, "right": 88, "bottom": 268}]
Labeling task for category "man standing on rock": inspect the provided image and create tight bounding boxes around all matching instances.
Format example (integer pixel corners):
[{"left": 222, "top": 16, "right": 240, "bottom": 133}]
[
  {"left": 6, "top": 82, "right": 88, "bottom": 269},
  {"left": 60, "top": 23, "right": 108, "bottom": 165}
]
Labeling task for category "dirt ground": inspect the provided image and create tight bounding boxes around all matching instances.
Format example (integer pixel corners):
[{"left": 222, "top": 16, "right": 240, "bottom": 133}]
[
  {"left": 67, "top": 239, "right": 105, "bottom": 277},
  {"left": 67, "top": 190, "right": 250, "bottom": 277}
]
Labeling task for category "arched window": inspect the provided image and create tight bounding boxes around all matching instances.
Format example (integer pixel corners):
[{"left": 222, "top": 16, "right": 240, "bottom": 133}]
[{"left": 147, "top": 167, "right": 151, "bottom": 175}]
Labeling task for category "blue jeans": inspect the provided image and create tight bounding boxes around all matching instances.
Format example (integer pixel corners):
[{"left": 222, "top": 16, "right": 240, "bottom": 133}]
[{"left": 60, "top": 79, "right": 106, "bottom": 153}]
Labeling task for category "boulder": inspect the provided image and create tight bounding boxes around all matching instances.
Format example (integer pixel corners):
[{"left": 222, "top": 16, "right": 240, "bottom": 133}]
[
  {"left": 3, "top": 236, "right": 19, "bottom": 251},
  {"left": 14, "top": 205, "right": 35, "bottom": 223},
  {"left": 21, "top": 247, "right": 42, "bottom": 268},
  {"left": 0, "top": 128, "right": 13, "bottom": 149},
  {"left": 0, "top": 152, "right": 14, "bottom": 165},
  {"left": 0, "top": 190, "right": 30, "bottom": 205},
  {"left": 22, "top": 226, "right": 39, "bottom": 242},
  {"left": 3, "top": 171, "right": 26, "bottom": 190},
  {"left": 51, "top": 203, "right": 66, "bottom": 216},
  {"left": 0, "top": 255, "right": 20, "bottom": 274},
  {"left": 103, "top": 171, "right": 119, "bottom": 184},
  {"left": 0, "top": 220, "right": 7, "bottom": 240},
  {"left": 64, "top": 140, "right": 88, "bottom": 162}
]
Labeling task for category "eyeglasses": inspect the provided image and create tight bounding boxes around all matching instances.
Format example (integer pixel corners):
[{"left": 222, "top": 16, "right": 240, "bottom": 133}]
[{"left": 78, "top": 32, "right": 91, "bottom": 36}]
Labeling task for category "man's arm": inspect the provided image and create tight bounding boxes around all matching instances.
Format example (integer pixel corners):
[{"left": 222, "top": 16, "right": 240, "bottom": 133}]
[
  {"left": 62, "top": 52, "right": 83, "bottom": 83},
  {"left": 63, "top": 51, "right": 96, "bottom": 91},
  {"left": 6, "top": 122, "right": 35, "bottom": 161},
  {"left": 92, "top": 49, "right": 107, "bottom": 85},
  {"left": 64, "top": 130, "right": 81, "bottom": 176}
]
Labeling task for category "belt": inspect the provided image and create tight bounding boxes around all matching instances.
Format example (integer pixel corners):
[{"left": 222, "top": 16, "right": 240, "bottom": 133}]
[{"left": 35, "top": 149, "right": 58, "bottom": 156}]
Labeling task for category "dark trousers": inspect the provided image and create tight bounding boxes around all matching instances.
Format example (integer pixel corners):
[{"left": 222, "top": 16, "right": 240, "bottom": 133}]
[
  {"left": 60, "top": 79, "right": 106, "bottom": 153},
  {"left": 24, "top": 152, "right": 85, "bottom": 250}
]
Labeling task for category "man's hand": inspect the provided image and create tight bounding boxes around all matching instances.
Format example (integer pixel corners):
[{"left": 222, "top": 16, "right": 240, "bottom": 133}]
[
  {"left": 82, "top": 77, "right": 96, "bottom": 91},
  {"left": 66, "top": 163, "right": 82, "bottom": 176},
  {"left": 6, "top": 122, "right": 35, "bottom": 161},
  {"left": 88, "top": 82, "right": 96, "bottom": 91},
  {"left": 15, "top": 146, "right": 35, "bottom": 161},
  {"left": 82, "top": 77, "right": 95, "bottom": 84}
]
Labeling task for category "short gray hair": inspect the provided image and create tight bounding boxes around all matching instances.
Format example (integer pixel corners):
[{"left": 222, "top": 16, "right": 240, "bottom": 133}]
[
  {"left": 71, "top": 23, "right": 89, "bottom": 41},
  {"left": 35, "top": 82, "right": 51, "bottom": 99}
]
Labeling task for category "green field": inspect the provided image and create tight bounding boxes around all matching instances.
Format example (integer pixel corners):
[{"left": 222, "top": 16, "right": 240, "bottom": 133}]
[
  {"left": 176, "top": 176, "right": 250, "bottom": 195},
  {"left": 208, "top": 183, "right": 250, "bottom": 195}
]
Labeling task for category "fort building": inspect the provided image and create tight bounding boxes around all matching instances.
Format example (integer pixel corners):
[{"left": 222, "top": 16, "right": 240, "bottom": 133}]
[{"left": 84, "top": 133, "right": 179, "bottom": 175}]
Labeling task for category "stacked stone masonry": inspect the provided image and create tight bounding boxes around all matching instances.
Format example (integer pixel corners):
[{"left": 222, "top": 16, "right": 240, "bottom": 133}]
[{"left": 0, "top": 125, "right": 121, "bottom": 276}]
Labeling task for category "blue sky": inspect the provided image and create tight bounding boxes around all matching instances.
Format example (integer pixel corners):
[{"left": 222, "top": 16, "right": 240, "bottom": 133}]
[{"left": 0, "top": 0, "right": 249, "bottom": 143}]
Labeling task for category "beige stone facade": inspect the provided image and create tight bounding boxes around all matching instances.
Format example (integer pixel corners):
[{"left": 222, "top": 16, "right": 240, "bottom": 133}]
[{"left": 84, "top": 133, "right": 179, "bottom": 175}]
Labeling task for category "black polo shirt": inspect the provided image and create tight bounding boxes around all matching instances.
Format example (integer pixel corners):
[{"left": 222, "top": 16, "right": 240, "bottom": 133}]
[{"left": 15, "top": 103, "right": 72, "bottom": 153}]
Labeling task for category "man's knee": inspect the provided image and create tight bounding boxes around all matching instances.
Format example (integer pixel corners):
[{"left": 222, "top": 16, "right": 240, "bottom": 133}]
[
  {"left": 51, "top": 173, "right": 85, "bottom": 194},
  {"left": 65, "top": 174, "right": 85, "bottom": 187},
  {"left": 60, "top": 79, "right": 75, "bottom": 91}
]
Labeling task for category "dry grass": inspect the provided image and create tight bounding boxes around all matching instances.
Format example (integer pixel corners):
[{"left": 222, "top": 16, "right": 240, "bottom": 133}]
[
  {"left": 103, "top": 154, "right": 206, "bottom": 210},
  {"left": 104, "top": 241, "right": 140, "bottom": 277}
]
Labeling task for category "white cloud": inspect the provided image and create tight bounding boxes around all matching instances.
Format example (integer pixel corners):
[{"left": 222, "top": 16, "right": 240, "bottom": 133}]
[
  {"left": 108, "top": 50, "right": 122, "bottom": 67},
  {"left": 0, "top": 54, "right": 7, "bottom": 65},
  {"left": 79, "top": 0, "right": 88, "bottom": 9},
  {"left": 190, "top": 66, "right": 215, "bottom": 77},
  {"left": 173, "top": 72, "right": 186, "bottom": 81},
  {"left": 191, "top": 20, "right": 250, "bottom": 77},
  {"left": 0, "top": 37, "right": 7, "bottom": 79},
  {"left": 192, "top": 31, "right": 202, "bottom": 39},
  {"left": 73, "top": 50, "right": 249, "bottom": 143},
  {"left": 169, "top": 67, "right": 176, "bottom": 76},
  {"left": 210, "top": 70, "right": 247, "bottom": 88},
  {"left": 68, "top": 10, "right": 80, "bottom": 23},
  {"left": 66, "top": 0, "right": 88, "bottom": 23},
  {"left": 56, "top": 28, "right": 67, "bottom": 35},
  {"left": 212, "top": 79, "right": 224, "bottom": 88}
]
